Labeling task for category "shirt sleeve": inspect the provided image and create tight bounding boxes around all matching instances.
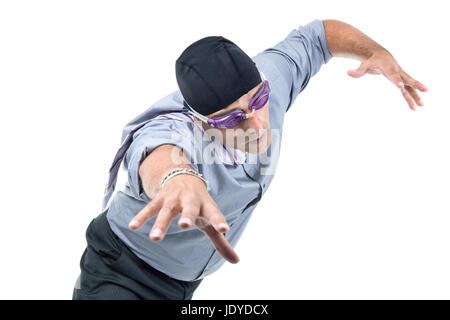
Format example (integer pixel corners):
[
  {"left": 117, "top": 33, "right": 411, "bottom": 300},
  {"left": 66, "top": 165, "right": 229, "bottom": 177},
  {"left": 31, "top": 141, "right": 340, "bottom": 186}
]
[
  {"left": 262, "top": 19, "right": 333, "bottom": 112},
  {"left": 124, "top": 118, "right": 200, "bottom": 202}
]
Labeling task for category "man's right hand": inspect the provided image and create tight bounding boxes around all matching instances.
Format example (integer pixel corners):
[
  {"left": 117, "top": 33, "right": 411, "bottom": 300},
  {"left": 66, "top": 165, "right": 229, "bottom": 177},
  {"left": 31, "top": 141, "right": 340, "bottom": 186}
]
[{"left": 128, "top": 146, "right": 240, "bottom": 264}]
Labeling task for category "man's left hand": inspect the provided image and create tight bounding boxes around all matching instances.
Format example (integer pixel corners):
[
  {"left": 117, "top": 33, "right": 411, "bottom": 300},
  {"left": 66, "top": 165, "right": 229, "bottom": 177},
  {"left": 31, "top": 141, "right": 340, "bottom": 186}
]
[{"left": 347, "top": 50, "right": 428, "bottom": 111}]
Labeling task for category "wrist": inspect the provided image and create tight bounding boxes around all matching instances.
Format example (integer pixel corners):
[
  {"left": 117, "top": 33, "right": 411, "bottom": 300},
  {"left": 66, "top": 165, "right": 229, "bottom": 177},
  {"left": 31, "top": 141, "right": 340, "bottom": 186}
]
[{"left": 160, "top": 168, "right": 210, "bottom": 192}]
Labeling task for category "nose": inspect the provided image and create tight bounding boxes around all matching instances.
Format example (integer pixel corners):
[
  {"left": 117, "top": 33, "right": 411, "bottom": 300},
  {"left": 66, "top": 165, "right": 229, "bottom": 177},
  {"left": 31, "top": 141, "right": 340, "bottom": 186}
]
[{"left": 244, "top": 111, "right": 264, "bottom": 133}]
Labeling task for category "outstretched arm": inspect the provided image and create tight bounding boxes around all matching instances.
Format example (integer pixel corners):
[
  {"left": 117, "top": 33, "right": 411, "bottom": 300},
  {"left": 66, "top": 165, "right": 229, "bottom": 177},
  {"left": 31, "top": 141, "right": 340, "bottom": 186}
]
[
  {"left": 322, "top": 19, "right": 428, "bottom": 110},
  {"left": 129, "top": 144, "right": 239, "bottom": 264}
]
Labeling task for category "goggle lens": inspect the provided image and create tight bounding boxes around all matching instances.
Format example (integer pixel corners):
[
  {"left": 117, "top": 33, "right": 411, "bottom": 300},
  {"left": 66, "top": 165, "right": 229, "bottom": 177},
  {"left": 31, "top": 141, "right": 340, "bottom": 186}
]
[{"left": 210, "top": 81, "right": 270, "bottom": 128}]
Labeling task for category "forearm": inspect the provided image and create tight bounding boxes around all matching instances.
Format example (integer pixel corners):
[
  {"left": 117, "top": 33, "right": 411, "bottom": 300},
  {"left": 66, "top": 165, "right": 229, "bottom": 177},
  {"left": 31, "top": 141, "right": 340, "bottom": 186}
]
[
  {"left": 322, "top": 19, "right": 389, "bottom": 61},
  {"left": 138, "top": 144, "right": 194, "bottom": 199}
]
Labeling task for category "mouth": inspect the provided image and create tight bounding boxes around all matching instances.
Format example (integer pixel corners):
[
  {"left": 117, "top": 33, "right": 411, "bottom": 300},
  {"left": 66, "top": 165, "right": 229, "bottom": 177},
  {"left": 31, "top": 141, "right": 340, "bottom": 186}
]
[{"left": 248, "top": 131, "right": 265, "bottom": 144}]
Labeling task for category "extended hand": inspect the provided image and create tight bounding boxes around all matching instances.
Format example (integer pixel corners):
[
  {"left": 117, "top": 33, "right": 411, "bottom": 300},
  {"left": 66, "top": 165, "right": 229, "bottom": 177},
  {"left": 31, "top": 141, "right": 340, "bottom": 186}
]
[
  {"left": 347, "top": 50, "right": 428, "bottom": 111},
  {"left": 128, "top": 174, "right": 240, "bottom": 264}
]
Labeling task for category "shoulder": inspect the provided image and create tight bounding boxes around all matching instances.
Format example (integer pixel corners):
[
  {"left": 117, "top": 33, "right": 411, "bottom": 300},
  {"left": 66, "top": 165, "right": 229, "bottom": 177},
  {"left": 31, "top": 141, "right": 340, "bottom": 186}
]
[{"left": 134, "top": 112, "right": 197, "bottom": 140}]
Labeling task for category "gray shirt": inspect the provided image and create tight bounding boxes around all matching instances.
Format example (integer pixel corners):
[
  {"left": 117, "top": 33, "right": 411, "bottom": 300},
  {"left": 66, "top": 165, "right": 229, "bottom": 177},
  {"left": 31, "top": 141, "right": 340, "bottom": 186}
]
[{"left": 106, "top": 19, "right": 332, "bottom": 281}]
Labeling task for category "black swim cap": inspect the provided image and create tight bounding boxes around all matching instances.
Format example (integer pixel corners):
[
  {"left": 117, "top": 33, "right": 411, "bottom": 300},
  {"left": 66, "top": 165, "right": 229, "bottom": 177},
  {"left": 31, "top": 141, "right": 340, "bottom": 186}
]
[{"left": 175, "top": 36, "right": 261, "bottom": 116}]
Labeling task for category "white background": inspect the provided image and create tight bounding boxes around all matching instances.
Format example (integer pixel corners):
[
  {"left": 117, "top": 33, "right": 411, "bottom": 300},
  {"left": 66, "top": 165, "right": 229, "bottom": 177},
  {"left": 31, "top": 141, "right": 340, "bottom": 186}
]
[{"left": 0, "top": 0, "right": 448, "bottom": 299}]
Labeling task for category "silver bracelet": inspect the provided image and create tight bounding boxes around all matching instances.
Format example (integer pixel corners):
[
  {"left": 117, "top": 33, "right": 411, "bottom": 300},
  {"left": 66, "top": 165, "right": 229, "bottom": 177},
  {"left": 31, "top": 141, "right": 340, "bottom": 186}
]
[{"left": 160, "top": 168, "right": 210, "bottom": 191}]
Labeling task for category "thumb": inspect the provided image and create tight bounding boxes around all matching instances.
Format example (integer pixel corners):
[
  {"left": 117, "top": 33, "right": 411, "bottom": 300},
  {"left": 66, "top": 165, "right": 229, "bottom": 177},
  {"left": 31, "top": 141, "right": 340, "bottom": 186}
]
[{"left": 348, "top": 61, "right": 369, "bottom": 78}]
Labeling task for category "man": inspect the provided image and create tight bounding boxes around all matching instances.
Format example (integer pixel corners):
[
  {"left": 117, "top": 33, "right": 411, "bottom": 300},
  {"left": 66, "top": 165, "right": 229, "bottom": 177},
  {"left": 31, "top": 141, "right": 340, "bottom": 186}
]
[{"left": 73, "top": 19, "right": 427, "bottom": 300}]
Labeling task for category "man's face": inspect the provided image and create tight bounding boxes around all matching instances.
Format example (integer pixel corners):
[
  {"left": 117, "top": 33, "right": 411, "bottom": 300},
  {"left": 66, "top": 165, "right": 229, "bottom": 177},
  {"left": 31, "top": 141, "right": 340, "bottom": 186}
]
[{"left": 196, "top": 81, "right": 271, "bottom": 155}]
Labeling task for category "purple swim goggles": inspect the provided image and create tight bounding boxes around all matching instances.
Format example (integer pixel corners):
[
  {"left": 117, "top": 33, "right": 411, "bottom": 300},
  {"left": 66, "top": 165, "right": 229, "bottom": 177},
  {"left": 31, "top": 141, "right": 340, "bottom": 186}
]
[{"left": 184, "top": 71, "right": 270, "bottom": 129}]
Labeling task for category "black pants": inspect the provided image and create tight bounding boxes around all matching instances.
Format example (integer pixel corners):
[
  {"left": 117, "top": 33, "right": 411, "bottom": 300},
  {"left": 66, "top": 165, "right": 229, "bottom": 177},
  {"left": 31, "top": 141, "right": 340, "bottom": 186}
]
[{"left": 72, "top": 209, "right": 203, "bottom": 300}]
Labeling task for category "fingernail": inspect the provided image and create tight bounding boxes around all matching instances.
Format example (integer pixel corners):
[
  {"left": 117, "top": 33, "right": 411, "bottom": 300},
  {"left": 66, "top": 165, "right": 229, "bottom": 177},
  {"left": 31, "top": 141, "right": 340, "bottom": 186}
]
[
  {"left": 129, "top": 220, "right": 139, "bottom": 228},
  {"left": 150, "top": 228, "right": 162, "bottom": 239},
  {"left": 399, "top": 82, "right": 404, "bottom": 88},
  {"left": 179, "top": 217, "right": 192, "bottom": 226},
  {"left": 218, "top": 223, "right": 229, "bottom": 232}
]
